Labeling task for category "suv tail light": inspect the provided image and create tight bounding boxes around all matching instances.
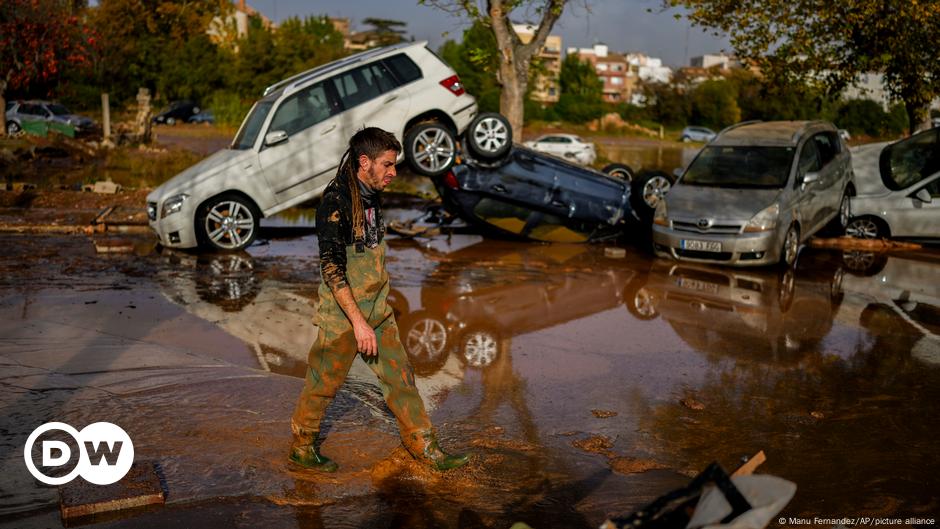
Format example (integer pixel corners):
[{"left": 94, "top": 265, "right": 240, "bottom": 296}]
[{"left": 440, "top": 75, "right": 465, "bottom": 96}]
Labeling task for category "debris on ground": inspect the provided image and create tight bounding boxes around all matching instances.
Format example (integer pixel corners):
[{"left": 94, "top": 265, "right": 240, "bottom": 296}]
[
  {"left": 84, "top": 180, "right": 123, "bottom": 194},
  {"left": 604, "top": 247, "right": 626, "bottom": 258},
  {"left": 572, "top": 435, "right": 614, "bottom": 455},
  {"left": 59, "top": 461, "right": 165, "bottom": 521},
  {"left": 601, "top": 451, "right": 794, "bottom": 529},
  {"left": 591, "top": 409, "right": 618, "bottom": 418},
  {"left": 811, "top": 236, "right": 922, "bottom": 251},
  {"left": 680, "top": 397, "right": 706, "bottom": 411}
]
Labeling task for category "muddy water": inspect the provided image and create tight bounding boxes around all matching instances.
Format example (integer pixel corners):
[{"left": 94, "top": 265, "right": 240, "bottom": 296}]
[
  {"left": 595, "top": 140, "right": 701, "bottom": 173},
  {"left": 1, "top": 232, "right": 939, "bottom": 528}
]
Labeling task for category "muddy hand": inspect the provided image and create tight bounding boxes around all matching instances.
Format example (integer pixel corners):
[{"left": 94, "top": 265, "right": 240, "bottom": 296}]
[{"left": 353, "top": 319, "right": 377, "bottom": 358}]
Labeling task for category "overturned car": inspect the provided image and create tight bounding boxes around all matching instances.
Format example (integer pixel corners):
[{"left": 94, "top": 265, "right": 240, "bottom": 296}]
[{"left": 426, "top": 113, "right": 668, "bottom": 243}]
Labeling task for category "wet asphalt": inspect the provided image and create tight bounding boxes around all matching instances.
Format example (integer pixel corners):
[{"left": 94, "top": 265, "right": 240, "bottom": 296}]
[{"left": 0, "top": 221, "right": 938, "bottom": 528}]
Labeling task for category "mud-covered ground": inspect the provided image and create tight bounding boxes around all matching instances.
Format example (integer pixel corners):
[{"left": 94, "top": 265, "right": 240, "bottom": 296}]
[{"left": 1, "top": 218, "right": 939, "bottom": 528}]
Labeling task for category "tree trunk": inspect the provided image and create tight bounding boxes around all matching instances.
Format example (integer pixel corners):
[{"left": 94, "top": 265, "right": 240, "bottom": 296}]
[{"left": 498, "top": 55, "right": 529, "bottom": 138}]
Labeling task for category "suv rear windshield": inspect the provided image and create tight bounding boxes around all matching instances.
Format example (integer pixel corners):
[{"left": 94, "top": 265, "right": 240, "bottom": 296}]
[
  {"left": 879, "top": 128, "right": 940, "bottom": 190},
  {"left": 682, "top": 146, "right": 795, "bottom": 188},
  {"left": 232, "top": 100, "right": 274, "bottom": 150}
]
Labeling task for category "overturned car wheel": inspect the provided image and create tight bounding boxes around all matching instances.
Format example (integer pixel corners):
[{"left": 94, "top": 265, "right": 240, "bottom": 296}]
[
  {"left": 465, "top": 112, "right": 513, "bottom": 162},
  {"left": 405, "top": 122, "right": 457, "bottom": 177},
  {"left": 602, "top": 163, "right": 635, "bottom": 183}
]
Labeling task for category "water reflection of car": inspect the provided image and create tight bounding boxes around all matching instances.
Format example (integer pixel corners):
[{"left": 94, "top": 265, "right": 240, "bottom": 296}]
[
  {"left": 387, "top": 240, "right": 652, "bottom": 368},
  {"left": 523, "top": 133, "right": 596, "bottom": 165},
  {"left": 5, "top": 100, "right": 95, "bottom": 135},
  {"left": 841, "top": 253, "right": 940, "bottom": 367},
  {"left": 845, "top": 127, "right": 940, "bottom": 241},
  {"left": 645, "top": 250, "right": 845, "bottom": 362},
  {"left": 653, "top": 121, "right": 854, "bottom": 267}
]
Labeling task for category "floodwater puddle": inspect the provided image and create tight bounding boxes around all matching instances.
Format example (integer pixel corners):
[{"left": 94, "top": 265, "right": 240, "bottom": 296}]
[{"left": 1, "top": 231, "right": 939, "bottom": 527}]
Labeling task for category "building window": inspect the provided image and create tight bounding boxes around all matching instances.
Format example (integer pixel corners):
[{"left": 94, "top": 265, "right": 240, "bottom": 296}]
[
  {"left": 612, "top": 64, "right": 624, "bottom": 72},
  {"left": 611, "top": 77, "right": 623, "bottom": 85},
  {"left": 596, "top": 63, "right": 609, "bottom": 71},
  {"left": 548, "top": 87, "right": 557, "bottom": 96}
]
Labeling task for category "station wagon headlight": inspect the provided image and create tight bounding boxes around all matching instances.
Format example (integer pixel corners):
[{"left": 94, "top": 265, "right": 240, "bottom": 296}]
[
  {"left": 744, "top": 204, "right": 779, "bottom": 232},
  {"left": 653, "top": 202, "right": 669, "bottom": 226},
  {"left": 161, "top": 193, "right": 189, "bottom": 218}
]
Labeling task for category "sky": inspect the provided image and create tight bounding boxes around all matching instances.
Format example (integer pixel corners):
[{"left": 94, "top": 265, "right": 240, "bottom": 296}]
[{"left": 243, "top": 0, "right": 732, "bottom": 68}]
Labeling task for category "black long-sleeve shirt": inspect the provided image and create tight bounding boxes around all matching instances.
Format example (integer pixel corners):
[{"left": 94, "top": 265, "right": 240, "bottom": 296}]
[{"left": 316, "top": 173, "right": 384, "bottom": 292}]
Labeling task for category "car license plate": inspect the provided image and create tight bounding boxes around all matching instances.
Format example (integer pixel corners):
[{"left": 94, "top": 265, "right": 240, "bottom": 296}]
[
  {"left": 681, "top": 239, "right": 721, "bottom": 252},
  {"left": 676, "top": 277, "right": 719, "bottom": 294}
]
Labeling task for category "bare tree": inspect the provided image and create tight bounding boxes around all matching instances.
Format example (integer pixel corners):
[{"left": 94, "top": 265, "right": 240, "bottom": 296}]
[{"left": 420, "top": 0, "right": 567, "bottom": 137}]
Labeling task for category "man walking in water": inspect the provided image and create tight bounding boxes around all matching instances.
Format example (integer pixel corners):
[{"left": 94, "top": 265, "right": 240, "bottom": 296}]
[{"left": 289, "top": 127, "right": 469, "bottom": 472}]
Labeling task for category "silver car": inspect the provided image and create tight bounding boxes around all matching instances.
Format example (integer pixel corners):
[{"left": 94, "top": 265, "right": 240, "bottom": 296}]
[
  {"left": 5, "top": 100, "right": 95, "bottom": 134},
  {"left": 652, "top": 121, "right": 854, "bottom": 267},
  {"left": 845, "top": 127, "right": 940, "bottom": 242}
]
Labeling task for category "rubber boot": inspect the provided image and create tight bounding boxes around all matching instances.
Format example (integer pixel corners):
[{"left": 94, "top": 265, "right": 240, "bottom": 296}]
[
  {"left": 288, "top": 429, "right": 338, "bottom": 472},
  {"left": 406, "top": 430, "right": 470, "bottom": 471}
]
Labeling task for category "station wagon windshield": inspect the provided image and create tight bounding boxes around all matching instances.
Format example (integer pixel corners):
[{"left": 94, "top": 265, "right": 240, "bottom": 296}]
[
  {"left": 682, "top": 146, "right": 795, "bottom": 188},
  {"left": 231, "top": 100, "right": 274, "bottom": 150}
]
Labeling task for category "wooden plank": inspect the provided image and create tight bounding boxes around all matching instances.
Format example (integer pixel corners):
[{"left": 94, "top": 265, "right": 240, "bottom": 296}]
[
  {"left": 59, "top": 461, "right": 165, "bottom": 522},
  {"left": 731, "top": 450, "right": 767, "bottom": 477}
]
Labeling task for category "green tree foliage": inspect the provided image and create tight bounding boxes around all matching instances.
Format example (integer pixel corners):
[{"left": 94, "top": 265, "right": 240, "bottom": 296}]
[
  {"left": 272, "top": 16, "right": 347, "bottom": 81},
  {"left": 438, "top": 21, "right": 500, "bottom": 113},
  {"left": 89, "top": 0, "right": 230, "bottom": 103},
  {"left": 642, "top": 82, "right": 691, "bottom": 127},
  {"left": 666, "top": 0, "right": 940, "bottom": 133},
  {"left": 555, "top": 55, "right": 604, "bottom": 123},
  {"left": 362, "top": 18, "right": 408, "bottom": 46},
  {"left": 690, "top": 79, "right": 740, "bottom": 128}
]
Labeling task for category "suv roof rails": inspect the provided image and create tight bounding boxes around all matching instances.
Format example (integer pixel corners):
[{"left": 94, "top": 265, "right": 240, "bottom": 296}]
[
  {"left": 716, "top": 120, "right": 762, "bottom": 137},
  {"left": 262, "top": 41, "right": 423, "bottom": 97}
]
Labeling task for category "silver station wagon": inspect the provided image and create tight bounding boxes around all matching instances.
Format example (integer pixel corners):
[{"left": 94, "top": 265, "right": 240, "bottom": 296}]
[{"left": 652, "top": 121, "right": 854, "bottom": 267}]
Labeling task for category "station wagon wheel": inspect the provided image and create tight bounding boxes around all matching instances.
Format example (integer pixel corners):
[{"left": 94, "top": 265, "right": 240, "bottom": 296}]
[
  {"left": 461, "top": 329, "right": 498, "bottom": 368},
  {"left": 781, "top": 224, "right": 800, "bottom": 268},
  {"left": 630, "top": 170, "right": 674, "bottom": 221},
  {"left": 405, "top": 122, "right": 456, "bottom": 177},
  {"left": 465, "top": 112, "right": 513, "bottom": 162},
  {"left": 845, "top": 216, "right": 887, "bottom": 239},
  {"left": 6, "top": 121, "right": 20, "bottom": 134},
  {"left": 197, "top": 194, "right": 260, "bottom": 252},
  {"left": 838, "top": 193, "right": 851, "bottom": 228}
]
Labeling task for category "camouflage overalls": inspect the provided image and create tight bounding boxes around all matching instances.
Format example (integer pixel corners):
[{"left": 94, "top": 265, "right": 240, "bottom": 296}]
[{"left": 290, "top": 174, "right": 433, "bottom": 456}]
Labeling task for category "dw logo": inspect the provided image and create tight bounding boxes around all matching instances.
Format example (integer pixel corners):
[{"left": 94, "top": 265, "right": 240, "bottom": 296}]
[{"left": 23, "top": 422, "right": 134, "bottom": 485}]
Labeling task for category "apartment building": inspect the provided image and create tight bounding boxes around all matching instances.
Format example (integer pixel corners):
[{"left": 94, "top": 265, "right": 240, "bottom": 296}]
[{"left": 513, "top": 24, "right": 562, "bottom": 103}]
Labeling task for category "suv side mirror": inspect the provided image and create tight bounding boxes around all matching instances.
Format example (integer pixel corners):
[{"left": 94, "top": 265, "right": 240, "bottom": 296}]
[
  {"left": 914, "top": 188, "right": 932, "bottom": 203},
  {"left": 264, "top": 130, "right": 288, "bottom": 147}
]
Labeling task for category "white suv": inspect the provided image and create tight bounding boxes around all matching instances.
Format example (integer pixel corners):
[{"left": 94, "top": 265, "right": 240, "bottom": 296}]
[{"left": 146, "top": 41, "right": 479, "bottom": 251}]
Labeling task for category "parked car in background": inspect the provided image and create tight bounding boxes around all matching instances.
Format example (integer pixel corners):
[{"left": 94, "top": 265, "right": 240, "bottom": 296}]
[
  {"left": 523, "top": 133, "right": 596, "bottom": 165},
  {"left": 845, "top": 127, "right": 940, "bottom": 241},
  {"left": 147, "top": 41, "right": 479, "bottom": 251},
  {"left": 153, "top": 100, "right": 201, "bottom": 125},
  {"left": 5, "top": 100, "right": 95, "bottom": 134},
  {"left": 188, "top": 110, "right": 215, "bottom": 124},
  {"left": 679, "top": 126, "right": 716, "bottom": 143},
  {"left": 653, "top": 120, "right": 854, "bottom": 267}
]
